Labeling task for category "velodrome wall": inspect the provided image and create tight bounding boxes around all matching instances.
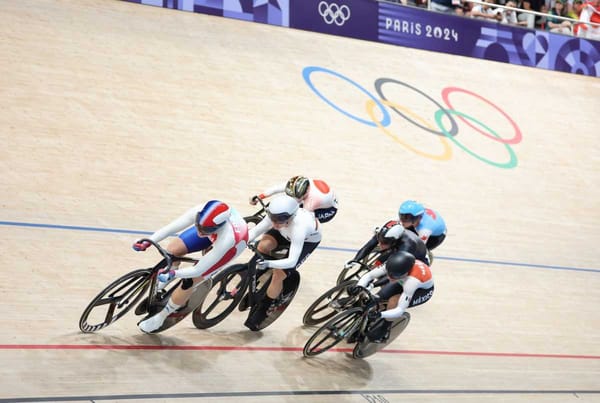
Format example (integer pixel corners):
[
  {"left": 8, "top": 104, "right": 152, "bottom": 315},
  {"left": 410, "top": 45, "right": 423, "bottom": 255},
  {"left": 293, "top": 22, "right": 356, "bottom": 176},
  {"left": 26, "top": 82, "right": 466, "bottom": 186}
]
[{"left": 125, "top": 0, "right": 600, "bottom": 77}]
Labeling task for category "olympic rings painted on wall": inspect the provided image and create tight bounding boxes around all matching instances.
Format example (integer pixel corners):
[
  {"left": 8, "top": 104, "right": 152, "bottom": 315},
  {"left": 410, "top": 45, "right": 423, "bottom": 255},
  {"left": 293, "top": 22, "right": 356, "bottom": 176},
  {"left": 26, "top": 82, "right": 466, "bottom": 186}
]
[{"left": 302, "top": 65, "right": 523, "bottom": 169}]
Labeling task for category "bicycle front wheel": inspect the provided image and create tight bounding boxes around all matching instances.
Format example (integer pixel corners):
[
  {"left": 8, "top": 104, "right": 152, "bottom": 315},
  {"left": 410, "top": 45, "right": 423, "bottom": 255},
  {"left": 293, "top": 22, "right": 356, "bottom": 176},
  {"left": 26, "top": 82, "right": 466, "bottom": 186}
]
[
  {"left": 79, "top": 269, "right": 152, "bottom": 333},
  {"left": 302, "top": 280, "right": 357, "bottom": 326},
  {"left": 192, "top": 264, "right": 250, "bottom": 329},
  {"left": 303, "top": 307, "right": 363, "bottom": 357},
  {"left": 336, "top": 264, "right": 370, "bottom": 286}
]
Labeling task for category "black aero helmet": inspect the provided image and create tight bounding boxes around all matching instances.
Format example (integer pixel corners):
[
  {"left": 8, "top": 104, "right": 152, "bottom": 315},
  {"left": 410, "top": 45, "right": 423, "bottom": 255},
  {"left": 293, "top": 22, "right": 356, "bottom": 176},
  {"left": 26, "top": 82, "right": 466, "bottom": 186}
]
[
  {"left": 386, "top": 251, "right": 416, "bottom": 279},
  {"left": 377, "top": 220, "right": 405, "bottom": 245},
  {"left": 285, "top": 176, "right": 310, "bottom": 199}
]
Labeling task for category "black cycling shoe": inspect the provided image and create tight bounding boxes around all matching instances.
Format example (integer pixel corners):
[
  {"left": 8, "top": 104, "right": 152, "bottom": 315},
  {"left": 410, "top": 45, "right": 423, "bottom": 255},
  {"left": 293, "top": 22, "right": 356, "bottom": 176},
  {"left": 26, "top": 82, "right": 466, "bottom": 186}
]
[{"left": 367, "top": 320, "right": 392, "bottom": 343}]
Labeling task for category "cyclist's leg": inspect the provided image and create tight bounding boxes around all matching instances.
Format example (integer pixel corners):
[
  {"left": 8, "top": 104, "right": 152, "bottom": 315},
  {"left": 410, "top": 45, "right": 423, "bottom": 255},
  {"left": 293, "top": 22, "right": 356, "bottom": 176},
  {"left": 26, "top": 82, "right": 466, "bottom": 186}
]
[
  {"left": 139, "top": 229, "right": 213, "bottom": 333},
  {"left": 425, "top": 233, "right": 445, "bottom": 251},
  {"left": 256, "top": 230, "right": 280, "bottom": 255},
  {"left": 264, "top": 240, "right": 319, "bottom": 301},
  {"left": 246, "top": 241, "right": 318, "bottom": 329},
  {"left": 368, "top": 282, "right": 403, "bottom": 342}
]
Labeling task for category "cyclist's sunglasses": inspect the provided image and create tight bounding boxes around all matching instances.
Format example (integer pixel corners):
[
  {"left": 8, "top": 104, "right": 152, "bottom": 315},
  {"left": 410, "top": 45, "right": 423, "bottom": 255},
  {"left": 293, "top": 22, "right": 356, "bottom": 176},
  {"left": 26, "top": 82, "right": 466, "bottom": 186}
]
[
  {"left": 268, "top": 212, "right": 293, "bottom": 224},
  {"left": 399, "top": 214, "right": 419, "bottom": 222}
]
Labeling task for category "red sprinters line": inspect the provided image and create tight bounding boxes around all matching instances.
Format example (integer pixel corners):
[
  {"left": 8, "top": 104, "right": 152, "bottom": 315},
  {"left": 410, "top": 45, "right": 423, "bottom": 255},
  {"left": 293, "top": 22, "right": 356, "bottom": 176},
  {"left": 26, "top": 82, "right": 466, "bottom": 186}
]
[{"left": 0, "top": 344, "right": 598, "bottom": 359}]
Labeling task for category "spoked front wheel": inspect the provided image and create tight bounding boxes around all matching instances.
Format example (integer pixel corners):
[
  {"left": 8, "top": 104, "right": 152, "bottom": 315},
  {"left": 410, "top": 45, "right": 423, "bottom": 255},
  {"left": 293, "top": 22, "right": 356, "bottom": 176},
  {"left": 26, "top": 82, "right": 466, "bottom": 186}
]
[
  {"left": 336, "top": 263, "right": 370, "bottom": 286},
  {"left": 79, "top": 269, "right": 152, "bottom": 333},
  {"left": 192, "top": 264, "right": 250, "bottom": 329},
  {"left": 303, "top": 307, "right": 363, "bottom": 357},
  {"left": 302, "top": 280, "right": 358, "bottom": 326}
]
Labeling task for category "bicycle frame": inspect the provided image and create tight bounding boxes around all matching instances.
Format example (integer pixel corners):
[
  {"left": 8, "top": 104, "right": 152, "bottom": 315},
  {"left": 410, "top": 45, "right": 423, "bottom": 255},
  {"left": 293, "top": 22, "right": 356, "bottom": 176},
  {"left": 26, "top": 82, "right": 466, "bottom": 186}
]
[
  {"left": 347, "top": 288, "right": 381, "bottom": 341},
  {"left": 140, "top": 239, "right": 200, "bottom": 311}
]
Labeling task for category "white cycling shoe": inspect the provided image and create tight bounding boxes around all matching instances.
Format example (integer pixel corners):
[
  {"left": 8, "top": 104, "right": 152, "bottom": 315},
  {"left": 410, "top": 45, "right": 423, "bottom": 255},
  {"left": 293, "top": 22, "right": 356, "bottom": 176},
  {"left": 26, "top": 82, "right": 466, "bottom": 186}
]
[{"left": 138, "top": 312, "right": 168, "bottom": 333}]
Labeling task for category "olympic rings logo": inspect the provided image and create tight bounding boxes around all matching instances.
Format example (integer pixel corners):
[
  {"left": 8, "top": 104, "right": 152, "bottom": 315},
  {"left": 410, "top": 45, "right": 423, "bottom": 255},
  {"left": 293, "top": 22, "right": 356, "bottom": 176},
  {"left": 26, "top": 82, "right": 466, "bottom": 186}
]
[
  {"left": 318, "top": 1, "right": 351, "bottom": 26},
  {"left": 302, "top": 66, "right": 523, "bottom": 169}
]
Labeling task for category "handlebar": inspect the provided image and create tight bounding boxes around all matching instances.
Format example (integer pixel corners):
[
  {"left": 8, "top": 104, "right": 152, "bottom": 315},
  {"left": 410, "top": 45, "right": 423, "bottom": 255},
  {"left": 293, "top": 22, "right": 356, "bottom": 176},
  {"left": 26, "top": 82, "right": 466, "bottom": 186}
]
[
  {"left": 252, "top": 196, "right": 268, "bottom": 209},
  {"left": 247, "top": 240, "right": 268, "bottom": 260},
  {"left": 138, "top": 238, "right": 174, "bottom": 269}
]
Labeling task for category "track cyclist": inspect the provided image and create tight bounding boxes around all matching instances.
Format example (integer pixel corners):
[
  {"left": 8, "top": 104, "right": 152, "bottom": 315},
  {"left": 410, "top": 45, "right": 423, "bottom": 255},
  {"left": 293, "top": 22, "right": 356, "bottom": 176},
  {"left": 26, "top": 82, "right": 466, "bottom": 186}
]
[
  {"left": 398, "top": 200, "right": 447, "bottom": 263},
  {"left": 350, "top": 251, "right": 434, "bottom": 343},
  {"left": 133, "top": 200, "right": 248, "bottom": 333},
  {"left": 250, "top": 175, "right": 338, "bottom": 223},
  {"left": 245, "top": 194, "right": 322, "bottom": 330}
]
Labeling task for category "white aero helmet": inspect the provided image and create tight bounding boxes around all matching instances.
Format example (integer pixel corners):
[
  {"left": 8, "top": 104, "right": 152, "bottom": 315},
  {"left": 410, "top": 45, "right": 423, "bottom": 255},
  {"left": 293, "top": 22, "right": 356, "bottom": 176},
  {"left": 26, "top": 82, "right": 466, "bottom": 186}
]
[{"left": 267, "top": 195, "right": 299, "bottom": 224}]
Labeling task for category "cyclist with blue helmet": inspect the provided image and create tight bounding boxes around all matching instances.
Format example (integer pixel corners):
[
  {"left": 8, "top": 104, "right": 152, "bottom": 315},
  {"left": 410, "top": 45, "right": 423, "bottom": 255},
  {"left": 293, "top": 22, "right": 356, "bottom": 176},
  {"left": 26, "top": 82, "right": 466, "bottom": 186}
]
[
  {"left": 244, "top": 194, "right": 322, "bottom": 330},
  {"left": 250, "top": 175, "right": 339, "bottom": 223},
  {"left": 132, "top": 200, "right": 248, "bottom": 333},
  {"left": 398, "top": 200, "right": 447, "bottom": 262}
]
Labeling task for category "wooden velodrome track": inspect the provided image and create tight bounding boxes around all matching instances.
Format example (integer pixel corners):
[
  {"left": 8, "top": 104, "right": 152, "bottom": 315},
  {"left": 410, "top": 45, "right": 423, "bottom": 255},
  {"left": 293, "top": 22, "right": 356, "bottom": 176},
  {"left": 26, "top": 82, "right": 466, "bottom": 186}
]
[{"left": 1, "top": 1, "right": 599, "bottom": 402}]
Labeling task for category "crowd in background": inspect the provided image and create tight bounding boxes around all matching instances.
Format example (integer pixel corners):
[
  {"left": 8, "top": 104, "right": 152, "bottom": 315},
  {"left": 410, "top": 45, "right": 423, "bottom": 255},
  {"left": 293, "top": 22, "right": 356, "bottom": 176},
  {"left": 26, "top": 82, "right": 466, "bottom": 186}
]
[{"left": 390, "top": 0, "right": 600, "bottom": 39}]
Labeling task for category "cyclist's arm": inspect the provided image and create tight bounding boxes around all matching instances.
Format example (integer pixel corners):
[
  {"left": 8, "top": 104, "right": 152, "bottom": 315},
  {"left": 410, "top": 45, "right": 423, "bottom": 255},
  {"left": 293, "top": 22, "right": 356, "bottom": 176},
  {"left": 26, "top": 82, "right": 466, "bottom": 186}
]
[
  {"left": 356, "top": 266, "right": 386, "bottom": 288},
  {"left": 380, "top": 277, "right": 419, "bottom": 320},
  {"left": 248, "top": 216, "right": 272, "bottom": 243},
  {"left": 352, "top": 235, "right": 378, "bottom": 262},
  {"left": 175, "top": 228, "right": 236, "bottom": 278},
  {"left": 418, "top": 227, "right": 432, "bottom": 243},
  {"left": 148, "top": 205, "right": 201, "bottom": 243},
  {"left": 265, "top": 225, "right": 306, "bottom": 269},
  {"left": 257, "top": 182, "right": 286, "bottom": 200}
]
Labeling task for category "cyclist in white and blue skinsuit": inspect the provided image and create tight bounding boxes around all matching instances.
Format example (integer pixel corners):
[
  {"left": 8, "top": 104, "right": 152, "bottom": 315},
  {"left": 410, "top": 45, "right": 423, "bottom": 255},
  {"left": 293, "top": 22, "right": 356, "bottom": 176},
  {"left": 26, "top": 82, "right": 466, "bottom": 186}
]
[
  {"left": 398, "top": 200, "right": 447, "bottom": 255},
  {"left": 245, "top": 194, "right": 322, "bottom": 330}
]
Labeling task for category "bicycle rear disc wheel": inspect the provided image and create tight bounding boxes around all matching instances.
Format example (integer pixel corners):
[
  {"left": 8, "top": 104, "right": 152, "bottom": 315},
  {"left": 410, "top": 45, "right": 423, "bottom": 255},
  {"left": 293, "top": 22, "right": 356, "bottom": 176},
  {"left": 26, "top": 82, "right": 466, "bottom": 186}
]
[
  {"left": 192, "top": 264, "right": 250, "bottom": 329},
  {"left": 303, "top": 307, "right": 363, "bottom": 357},
  {"left": 302, "top": 280, "right": 357, "bottom": 326},
  {"left": 79, "top": 269, "right": 151, "bottom": 333},
  {"left": 352, "top": 312, "right": 411, "bottom": 359},
  {"left": 255, "top": 270, "right": 300, "bottom": 330}
]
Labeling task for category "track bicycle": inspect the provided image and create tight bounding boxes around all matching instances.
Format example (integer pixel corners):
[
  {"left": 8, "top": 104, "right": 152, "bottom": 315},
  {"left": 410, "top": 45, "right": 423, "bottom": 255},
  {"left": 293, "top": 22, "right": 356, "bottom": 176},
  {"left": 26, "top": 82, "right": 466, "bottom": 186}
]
[
  {"left": 302, "top": 286, "right": 410, "bottom": 359},
  {"left": 335, "top": 249, "right": 382, "bottom": 285},
  {"left": 303, "top": 264, "right": 390, "bottom": 326},
  {"left": 192, "top": 241, "right": 300, "bottom": 331},
  {"left": 78, "top": 239, "right": 212, "bottom": 333}
]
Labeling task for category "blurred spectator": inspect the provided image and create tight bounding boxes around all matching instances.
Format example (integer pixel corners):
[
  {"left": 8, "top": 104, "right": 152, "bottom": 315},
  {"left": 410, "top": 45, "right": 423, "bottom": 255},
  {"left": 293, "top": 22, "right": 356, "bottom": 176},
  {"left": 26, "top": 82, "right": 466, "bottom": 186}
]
[
  {"left": 499, "top": 0, "right": 524, "bottom": 24},
  {"left": 517, "top": 0, "right": 536, "bottom": 27},
  {"left": 536, "top": 3, "right": 549, "bottom": 27},
  {"left": 456, "top": 1, "right": 473, "bottom": 14},
  {"left": 568, "top": 0, "right": 585, "bottom": 34},
  {"left": 578, "top": 0, "right": 600, "bottom": 38},
  {"left": 430, "top": 0, "right": 463, "bottom": 13},
  {"left": 567, "top": 0, "right": 585, "bottom": 16},
  {"left": 547, "top": 0, "right": 573, "bottom": 33},
  {"left": 471, "top": 0, "right": 504, "bottom": 19}
]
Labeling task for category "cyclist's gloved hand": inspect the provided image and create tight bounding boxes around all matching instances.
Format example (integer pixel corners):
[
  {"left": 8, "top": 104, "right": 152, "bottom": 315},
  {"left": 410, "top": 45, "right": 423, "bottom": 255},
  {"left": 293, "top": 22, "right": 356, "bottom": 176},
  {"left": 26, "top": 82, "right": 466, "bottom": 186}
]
[
  {"left": 249, "top": 195, "right": 260, "bottom": 205},
  {"left": 132, "top": 240, "right": 151, "bottom": 252},
  {"left": 158, "top": 269, "right": 176, "bottom": 283},
  {"left": 368, "top": 310, "right": 381, "bottom": 322},
  {"left": 344, "top": 261, "right": 356, "bottom": 270},
  {"left": 347, "top": 285, "right": 362, "bottom": 296},
  {"left": 256, "top": 259, "right": 269, "bottom": 271}
]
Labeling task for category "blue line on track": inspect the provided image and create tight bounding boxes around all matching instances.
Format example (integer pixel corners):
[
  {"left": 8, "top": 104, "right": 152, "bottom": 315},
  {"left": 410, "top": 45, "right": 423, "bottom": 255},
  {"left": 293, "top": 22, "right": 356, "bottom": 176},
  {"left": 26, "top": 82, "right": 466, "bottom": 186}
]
[{"left": 1, "top": 220, "right": 598, "bottom": 272}]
